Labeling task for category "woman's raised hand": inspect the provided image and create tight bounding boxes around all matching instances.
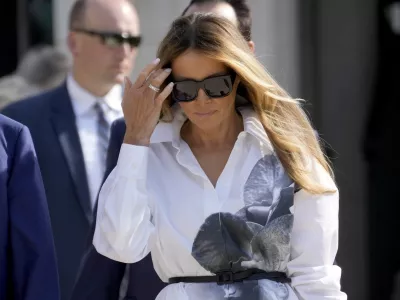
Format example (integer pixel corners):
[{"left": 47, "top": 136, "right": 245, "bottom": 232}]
[{"left": 122, "top": 58, "right": 174, "bottom": 146}]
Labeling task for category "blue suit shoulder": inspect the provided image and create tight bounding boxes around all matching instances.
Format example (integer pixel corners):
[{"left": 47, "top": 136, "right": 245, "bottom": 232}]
[
  {"left": 0, "top": 114, "right": 27, "bottom": 155},
  {"left": 0, "top": 113, "right": 60, "bottom": 300},
  {"left": 0, "top": 113, "right": 24, "bottom": 133}
]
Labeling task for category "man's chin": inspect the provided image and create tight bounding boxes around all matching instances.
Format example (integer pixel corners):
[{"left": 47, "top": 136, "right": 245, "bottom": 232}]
[
  {"left": 107, "top": 73, "right": 126, "bottom": 86},
  {"left": 106, "top": 71, "right": 132, "bottom": 86},
  {"left": 114, "top": 74, "right": 126, "bottom": 84}
]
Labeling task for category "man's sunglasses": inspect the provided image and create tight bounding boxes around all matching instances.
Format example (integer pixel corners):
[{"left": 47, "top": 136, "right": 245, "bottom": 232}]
[
  {"left": 73, "top": 28, "right": 142, "bottom": 48},
  {"left": 172, "top": 72, "right": 236, "bottom": 102}
]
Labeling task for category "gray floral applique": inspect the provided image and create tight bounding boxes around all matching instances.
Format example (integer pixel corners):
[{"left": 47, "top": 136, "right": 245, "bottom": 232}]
[{"left": 191, "top": 155, "right": 295, "bottom": 299}]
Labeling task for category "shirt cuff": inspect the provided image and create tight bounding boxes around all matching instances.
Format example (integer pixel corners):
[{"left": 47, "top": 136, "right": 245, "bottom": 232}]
[{"left": 116, "top": 143, "right": 149, "bottom": 179}]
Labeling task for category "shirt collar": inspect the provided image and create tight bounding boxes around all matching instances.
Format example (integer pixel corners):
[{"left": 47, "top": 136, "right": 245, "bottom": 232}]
[
  {"left": 150, "top": 105, "right": 186, "bottom": 145},
  {"left": 150, "top": 100, "right": 273, "bottom": 150},
  {"left": 67, "top": 74, "right": 122, "bottom": 116}
]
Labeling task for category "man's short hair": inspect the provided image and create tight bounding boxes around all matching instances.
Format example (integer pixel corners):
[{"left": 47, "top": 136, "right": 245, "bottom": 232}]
[
  {"left": 181, "top": 0, "right": 252, "bottom": 41},
  {"left": 69, "top": 0, "right": 87, "bottom": 29},
  {"left": 68, "top": 0, "right": 136, "bottom": 30}
]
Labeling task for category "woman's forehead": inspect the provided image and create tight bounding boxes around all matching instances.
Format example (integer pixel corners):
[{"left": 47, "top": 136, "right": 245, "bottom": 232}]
[{"left": 171, "top": 50, "right": 228, "bottom": 81}]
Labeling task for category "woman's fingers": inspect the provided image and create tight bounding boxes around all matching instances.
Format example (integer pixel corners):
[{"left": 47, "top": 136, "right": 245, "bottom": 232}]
[
  {"left": 121, "top": 63, "right": 174, "bottom": 145},
  {"left": 143, "top": 69, "right": 164, "bottom": 91},
  {"left": 148, "top": 68, "right": 172, "bottom": 93},
  {"left": 133, "top": 58, "right": 161, "bottom": 88},
  {"left": 155, "top": 82, "right": 174, "bottom": 106}
]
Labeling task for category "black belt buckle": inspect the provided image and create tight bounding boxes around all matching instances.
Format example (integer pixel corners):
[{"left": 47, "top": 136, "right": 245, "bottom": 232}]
[{"left": 216, "top": 270, "right": 234, "bottom": 285}]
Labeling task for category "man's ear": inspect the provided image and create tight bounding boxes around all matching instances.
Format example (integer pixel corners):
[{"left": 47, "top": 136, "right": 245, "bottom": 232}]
[
  {"left": 248, "top": 41, "right": 255, "bottom": 53},
  {"left": 67, "top": 32, "right": 80, "bottom": 56}
]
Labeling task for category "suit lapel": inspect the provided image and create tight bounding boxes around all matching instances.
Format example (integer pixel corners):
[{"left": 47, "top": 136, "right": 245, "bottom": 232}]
[{"left": 50, "top": 84, "right": 93, "bottom": 223}]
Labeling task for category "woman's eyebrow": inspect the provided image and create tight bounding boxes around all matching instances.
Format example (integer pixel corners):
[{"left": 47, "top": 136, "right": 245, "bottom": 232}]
[{"left": 173, "top": 71, "right": 229, "bottom": 81}]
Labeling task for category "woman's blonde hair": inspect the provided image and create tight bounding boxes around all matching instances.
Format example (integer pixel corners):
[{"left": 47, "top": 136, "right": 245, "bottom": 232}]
[{"left": 156, "top": 13, "right": 335, "bottom": 194}]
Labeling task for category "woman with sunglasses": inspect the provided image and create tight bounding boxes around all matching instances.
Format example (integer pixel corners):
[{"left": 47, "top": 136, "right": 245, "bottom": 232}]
[{"left": 93, "top": 13, "right": 346, "bottom": 300}]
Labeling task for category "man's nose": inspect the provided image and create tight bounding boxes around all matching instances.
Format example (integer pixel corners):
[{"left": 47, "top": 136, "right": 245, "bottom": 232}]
[{"left": 114, "top": 42, "right": 133, "bottom": 58}]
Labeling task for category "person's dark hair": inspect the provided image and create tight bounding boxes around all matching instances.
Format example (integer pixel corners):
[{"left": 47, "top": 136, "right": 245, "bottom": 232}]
[
  {"left": 181, "top": 0, "right": 252, "bottom": 41},
  {"left": 17, "top": 45, "right": 71, "bottom": 88},
  {"left": 69, "top": 0, "right": 87, "bottom": 29}
]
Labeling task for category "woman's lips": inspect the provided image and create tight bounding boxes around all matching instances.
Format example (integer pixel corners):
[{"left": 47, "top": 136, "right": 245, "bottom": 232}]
[{"left": 194, "top": 110, "right": 217, "bottom": 117}]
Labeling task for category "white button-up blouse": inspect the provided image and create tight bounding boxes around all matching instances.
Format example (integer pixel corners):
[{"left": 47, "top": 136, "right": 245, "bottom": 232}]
[{"left": 93, "top": 106, "right": 347, "bottom": 300}]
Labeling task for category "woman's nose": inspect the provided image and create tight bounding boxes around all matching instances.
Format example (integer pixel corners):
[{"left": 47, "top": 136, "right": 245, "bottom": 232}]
[{"left": 196, "top": 88, "right": 211, "bottom": 104}]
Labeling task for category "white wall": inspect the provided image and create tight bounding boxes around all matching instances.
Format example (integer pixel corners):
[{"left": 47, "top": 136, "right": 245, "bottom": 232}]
[
  {"left": 131, "top": 0, "right": 188, "bottom": 79},
  {"left": 251, "top": 0, "right": 301, "bottom": 97},
  {"left": 53, "top": 0, "right": 75, "bottom": 50}
]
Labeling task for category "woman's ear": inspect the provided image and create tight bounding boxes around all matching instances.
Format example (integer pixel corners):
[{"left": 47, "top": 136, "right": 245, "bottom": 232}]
[
  {"left": 233, "top": 75, "right": 241, "bottom": 89},
  {"left": 247, "top": 41, "right": 255, "bottom": 53}
]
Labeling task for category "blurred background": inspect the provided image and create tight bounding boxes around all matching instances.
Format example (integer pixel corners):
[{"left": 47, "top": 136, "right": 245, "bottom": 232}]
[{"left": 1, "top": 0, "right": 398, "bottom": 299}]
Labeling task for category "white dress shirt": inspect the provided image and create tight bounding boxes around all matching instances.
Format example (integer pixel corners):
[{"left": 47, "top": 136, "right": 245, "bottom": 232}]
[
  {"left": 67, "top": 75, "right": 123, "bottom": 207},
  {"left": 94, "top": 106, "right": 347, "bottom": 300}
]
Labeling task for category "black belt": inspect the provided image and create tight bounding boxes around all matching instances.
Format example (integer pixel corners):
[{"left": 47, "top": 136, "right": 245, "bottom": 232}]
[{"left": 169, "top": 269, "right": 290, "bottom": 286}]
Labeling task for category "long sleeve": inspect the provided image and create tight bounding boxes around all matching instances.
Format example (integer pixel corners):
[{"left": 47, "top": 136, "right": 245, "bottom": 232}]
[
  {"left": 8, "top": 126, "right": 59, "bottom": 300},
  {"left": 93, "top": 143, "right": 155, "bottom": 264},
  {"left": 287, "top": 161, "right": 347, "bottom": 300}
]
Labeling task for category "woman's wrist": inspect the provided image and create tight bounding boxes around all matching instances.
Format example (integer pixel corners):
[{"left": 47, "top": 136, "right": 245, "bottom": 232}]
[{"left": 123, "top": 131, "right": 151, "bottom": 146}]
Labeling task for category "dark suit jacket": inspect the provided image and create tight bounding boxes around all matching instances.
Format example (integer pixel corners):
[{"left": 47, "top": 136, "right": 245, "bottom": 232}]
[
  {"left": 363, "top": 0, "right": 399, "bottom": 166},
  {"left": 0, "top": 114, "right": 59, "bottom": 300},
  {"left": 1, "top": 85, "right": 92, "bottom": 300},
  {"left": 71, "top": 118, "right": 166, "bottom": 300}
]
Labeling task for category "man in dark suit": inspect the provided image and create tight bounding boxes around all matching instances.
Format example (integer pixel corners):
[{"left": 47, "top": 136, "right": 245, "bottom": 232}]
[
  {"left": 71, "top": 1, "right": 255, "bottom": 300},
  {"left": 363, "top": 1, "right": 400, "bottom": 299},
  {"left": 0, "top": 114, "right": 59, "bottom": 300},
  {"left": 1, "top": 1, "right": 141, "bottom": 299}
]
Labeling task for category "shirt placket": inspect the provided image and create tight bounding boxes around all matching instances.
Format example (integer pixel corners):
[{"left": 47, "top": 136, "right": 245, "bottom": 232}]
[{"left": 204, "top": 133, "right": 246, "bottom": 217}]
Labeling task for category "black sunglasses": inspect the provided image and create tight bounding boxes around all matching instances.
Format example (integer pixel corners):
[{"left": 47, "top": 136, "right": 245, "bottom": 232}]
[
  {"left": 73, "top": 28, "right": 142, "bottom": 48},
  {"left": 172, "top": 72, "right": 236, "bottom": 102}
]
